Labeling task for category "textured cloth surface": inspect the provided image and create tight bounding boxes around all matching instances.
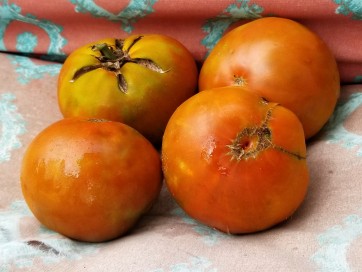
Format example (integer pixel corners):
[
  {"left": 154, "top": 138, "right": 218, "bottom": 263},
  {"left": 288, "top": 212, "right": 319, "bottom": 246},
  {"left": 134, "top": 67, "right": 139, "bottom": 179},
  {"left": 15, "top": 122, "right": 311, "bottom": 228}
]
[
  {"left": 1, "top": 1, "right": 362, "bottom": 271},
  {"left": 1, "top": 0, "right": 362, "bottom": 82}
]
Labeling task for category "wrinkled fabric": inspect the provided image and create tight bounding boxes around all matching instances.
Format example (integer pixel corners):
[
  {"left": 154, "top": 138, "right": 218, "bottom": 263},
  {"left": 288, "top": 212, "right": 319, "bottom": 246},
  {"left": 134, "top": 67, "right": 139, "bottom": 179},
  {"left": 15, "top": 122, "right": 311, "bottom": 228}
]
[
  {"left": 1, "top": 0, "right": 362, "bottom": 82},
  {"left": 0, "top": 1, "right": 362, "bottom": 271}
]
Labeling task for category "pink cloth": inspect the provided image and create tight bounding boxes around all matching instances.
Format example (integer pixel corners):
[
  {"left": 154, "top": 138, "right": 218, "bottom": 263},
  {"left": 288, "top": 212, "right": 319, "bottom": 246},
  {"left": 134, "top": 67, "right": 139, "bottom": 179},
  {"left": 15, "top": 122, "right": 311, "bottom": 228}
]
[
  {"left": 1, "top": 1, "right": 362, "bottom": 271},
  {"left": 1, "top": 0, "right": 362, "bottom": 83}
]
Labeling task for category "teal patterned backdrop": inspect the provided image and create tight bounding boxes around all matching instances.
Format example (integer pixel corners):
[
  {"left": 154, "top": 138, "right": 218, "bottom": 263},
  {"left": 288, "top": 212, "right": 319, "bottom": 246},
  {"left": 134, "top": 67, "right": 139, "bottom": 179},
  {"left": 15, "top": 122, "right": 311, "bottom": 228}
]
[{"left": 0, "top": 1, "right": 362, "bottom": 271}]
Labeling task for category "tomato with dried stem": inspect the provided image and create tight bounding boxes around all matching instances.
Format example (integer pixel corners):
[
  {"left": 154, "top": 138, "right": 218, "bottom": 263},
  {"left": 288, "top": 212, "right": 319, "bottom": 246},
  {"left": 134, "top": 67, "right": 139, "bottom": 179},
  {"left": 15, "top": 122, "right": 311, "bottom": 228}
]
[
  {"left": 58, "top": 34, "right": 198, "bottom": 146},
  {"left": 162, "top": 86, "right": 309, "bottom": 233}
]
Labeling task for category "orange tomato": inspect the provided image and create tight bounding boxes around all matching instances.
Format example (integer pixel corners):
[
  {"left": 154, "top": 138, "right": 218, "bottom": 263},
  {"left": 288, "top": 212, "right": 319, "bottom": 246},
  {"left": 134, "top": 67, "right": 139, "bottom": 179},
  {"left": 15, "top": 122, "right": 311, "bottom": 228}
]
[
  {"left": 199, "top": 17, "right": 340, "bottom": 139},
  {"left": 162, "top": 86, "right": 309, "bottom": 233},
  {"left": 21, "top": 118, "right": 162, "bottom": 242}
]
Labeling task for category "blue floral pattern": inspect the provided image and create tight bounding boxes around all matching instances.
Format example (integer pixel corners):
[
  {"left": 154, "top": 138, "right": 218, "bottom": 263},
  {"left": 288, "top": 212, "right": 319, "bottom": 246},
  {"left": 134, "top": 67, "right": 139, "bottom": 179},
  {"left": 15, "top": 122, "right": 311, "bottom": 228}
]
[
  {"left": 0, "top": 0, "right": 362, "bottom": 271},
  {"left": 0, "top": 0, "right": 67, "bottom": 59},
  {"left": 201, "top": 0, "right": 263, "bottom": 56},
  {"left": 354, "top": 75, "right": 362, "bottom": 83},
  {"left": 0, "top": 0, "right": 64, "bottom": 83},
  {"left": 322, "top": 92, "right": 362, "bottom": 156},
  {"left": 8, "top": 54, "right": 61, "bottom": 84},
  {"left": 0, "top": 92, "right": 26, "bottom": 163},
  {"left": 69, "top": 0, "right": 158, "bottom": 33},
  {"left": 311, "top": 213, "right": 362, "bottom": 272},
  {"left": 0, "top": 201, "right": 99, "bottom": 271},
  {"left": 334, "top": 0, "right": 362, "bottom": 19},
  {"left": 172, "top": 207, "right": 230, "bottom": 246},
  {"left": 150, "top": 256, "right": 217, "bottom": 272}
]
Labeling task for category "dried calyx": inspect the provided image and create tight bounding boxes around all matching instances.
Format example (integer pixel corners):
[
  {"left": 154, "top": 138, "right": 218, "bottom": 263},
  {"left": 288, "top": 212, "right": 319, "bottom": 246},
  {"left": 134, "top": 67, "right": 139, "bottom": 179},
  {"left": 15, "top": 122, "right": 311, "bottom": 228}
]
[
  {"left": 227, "top": 106, "right": 306, "bottom": 161},
  {"left": 70, "top": 36, "right": 168, "bottom": 93}
]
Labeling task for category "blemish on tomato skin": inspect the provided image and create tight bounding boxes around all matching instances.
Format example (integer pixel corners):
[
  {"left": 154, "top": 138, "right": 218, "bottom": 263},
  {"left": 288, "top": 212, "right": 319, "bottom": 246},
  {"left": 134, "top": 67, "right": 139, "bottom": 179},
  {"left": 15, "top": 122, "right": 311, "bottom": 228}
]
[
  {"left": 233, "top": 74, "right": 247, "bottom": 87},
  {"left": 217, "top": 163, "right": 229, "bottom": 176},
  {"left": 86, "top": 118, "right": 109, "bottom": 123},
  {"left": 177, "top": 160, "right": 194, "bottom": 177},
  {"left": 201, "top": 137, "right": 217, "bottom": 163}
]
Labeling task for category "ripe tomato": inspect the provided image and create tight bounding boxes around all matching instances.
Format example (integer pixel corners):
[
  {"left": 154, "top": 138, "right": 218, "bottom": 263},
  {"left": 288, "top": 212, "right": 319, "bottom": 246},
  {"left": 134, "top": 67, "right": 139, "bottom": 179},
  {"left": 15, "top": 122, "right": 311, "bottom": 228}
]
[
  {"left": 21, "top": 118, "right": 162, "bottom": 242},
  {"left": 162, "top": 86, "right": 309, "bottom": 234},
  {"left": 58, "top": 34, "right": 198, "bottom": 146},
  {"left": 199, "top": 17, "right": 340, "bottom": 139}
]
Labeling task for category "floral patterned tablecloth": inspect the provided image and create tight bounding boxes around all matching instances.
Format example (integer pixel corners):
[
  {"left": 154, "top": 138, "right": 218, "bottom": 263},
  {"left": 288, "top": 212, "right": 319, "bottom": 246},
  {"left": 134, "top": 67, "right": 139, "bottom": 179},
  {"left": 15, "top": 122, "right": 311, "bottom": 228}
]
[{"left": 1, "top": 1, "right": 362, "bottom": 271}]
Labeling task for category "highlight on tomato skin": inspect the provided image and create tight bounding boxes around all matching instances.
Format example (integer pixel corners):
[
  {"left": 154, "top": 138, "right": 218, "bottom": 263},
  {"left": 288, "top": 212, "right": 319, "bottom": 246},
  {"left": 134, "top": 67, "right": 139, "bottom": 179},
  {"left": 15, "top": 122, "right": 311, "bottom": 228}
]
[
  {"left": 57, "top": 34, "right": 199, "bottom": 147},
  {"left": 161, "top": 86, "right": 309, "bottom": 234},
  {"left": 198, "top": 16, "right": 340, "bottom": 139},
  {"left": 20, "top": 117, "right": 163, "bottom": 242}
]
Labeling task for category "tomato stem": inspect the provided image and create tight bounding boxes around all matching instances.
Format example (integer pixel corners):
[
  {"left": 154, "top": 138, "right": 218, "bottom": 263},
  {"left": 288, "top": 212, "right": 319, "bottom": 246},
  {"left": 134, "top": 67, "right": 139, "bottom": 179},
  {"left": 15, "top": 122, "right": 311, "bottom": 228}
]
[
  {"left": 92, "top": 43, "right": 118, "bottom": 61},
  {"left": 227, "top": 104, "right": 305, "bottom": 161},
  {"left": 70, "top": 36, "right": 169, "bottom": 93}
]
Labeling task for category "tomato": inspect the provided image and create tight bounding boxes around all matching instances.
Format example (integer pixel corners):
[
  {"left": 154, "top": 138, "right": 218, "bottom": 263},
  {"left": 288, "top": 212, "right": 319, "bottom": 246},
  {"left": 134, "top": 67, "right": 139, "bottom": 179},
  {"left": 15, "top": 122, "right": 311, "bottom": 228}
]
[
  {"left": 58, "top": 34, "right": 198, "bottom": 146},
  {"left": 162, "top": 86, "right": 309, "bottom": 233},
  {"left": 21, "top": 118, "right": 162, "bottom": 242},
  {"left": 199, "top": 17, "right": 340, "bottom": 139}
]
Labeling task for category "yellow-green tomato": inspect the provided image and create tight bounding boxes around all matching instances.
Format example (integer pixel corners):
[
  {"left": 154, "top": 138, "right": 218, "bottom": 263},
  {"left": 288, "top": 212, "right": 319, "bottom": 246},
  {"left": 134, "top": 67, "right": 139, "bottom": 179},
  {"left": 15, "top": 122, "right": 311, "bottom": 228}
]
[{"left": 58, "top": 34, "right": 198, "bottom": 146}]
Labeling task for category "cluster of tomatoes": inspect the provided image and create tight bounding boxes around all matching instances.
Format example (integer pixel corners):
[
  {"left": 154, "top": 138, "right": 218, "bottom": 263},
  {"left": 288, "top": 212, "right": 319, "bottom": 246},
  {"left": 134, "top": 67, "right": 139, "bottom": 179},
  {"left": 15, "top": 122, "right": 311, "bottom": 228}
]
[{"left": 20, "top": 17, "right": 340, "bottom": 242}]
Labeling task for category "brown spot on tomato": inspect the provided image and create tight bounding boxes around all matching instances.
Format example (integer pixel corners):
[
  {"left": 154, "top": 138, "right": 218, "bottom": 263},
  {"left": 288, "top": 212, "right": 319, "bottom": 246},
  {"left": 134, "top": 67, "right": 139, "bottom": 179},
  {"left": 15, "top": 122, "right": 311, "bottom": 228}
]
[{"left": 233, "top": 75, "right": 247, "bottom": 86}]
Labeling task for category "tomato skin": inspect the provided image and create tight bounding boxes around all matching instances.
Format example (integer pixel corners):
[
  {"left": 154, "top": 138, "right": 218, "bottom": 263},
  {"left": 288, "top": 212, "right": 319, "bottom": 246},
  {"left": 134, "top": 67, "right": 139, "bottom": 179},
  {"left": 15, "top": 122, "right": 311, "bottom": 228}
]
[
  {"left": 162, "top": 86, "right": 309, "bottom": 233},
  {"left": 21, "top": 118, "right": 162, "bottom": 242},
  {"left": 199, "top": 17, "right": 340, "bottom": 139},
  {"left": 58, "top": 34, "right": 198, "bottom": 146}
]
